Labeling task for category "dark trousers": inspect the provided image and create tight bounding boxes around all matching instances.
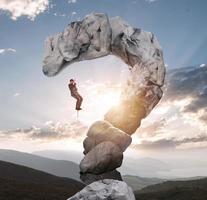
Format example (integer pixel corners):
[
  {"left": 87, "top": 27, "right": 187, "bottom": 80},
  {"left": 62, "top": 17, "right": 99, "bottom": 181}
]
[{"left": 71, "top": 92, "right": 83, "bottom": 110}]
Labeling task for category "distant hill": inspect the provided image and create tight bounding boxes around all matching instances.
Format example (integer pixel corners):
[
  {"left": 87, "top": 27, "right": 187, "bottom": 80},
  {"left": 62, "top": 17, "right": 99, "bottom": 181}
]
[
  {"left": 120, "top": 157, "right": 171, "bottom": 177},
  {"left": 135, "top": 177, "right": 207, "bottom": 200},
  {"left": 0, "top": 160, "right": 85, "bottom": 200},
  {"left": 33, "top": 149, "right": 83, "bottom": 164},
  {"left": 123, "top": 175, "right": 165, "bottom": 191},
  {"left": 122, "top": 175, "right": 206, "bottom": 191},
  {"left": 34, "top": 150, "right": 172, "bottom": 178},
  {"left": 0, "top": 149, "right": 80, "bottom": 181}
]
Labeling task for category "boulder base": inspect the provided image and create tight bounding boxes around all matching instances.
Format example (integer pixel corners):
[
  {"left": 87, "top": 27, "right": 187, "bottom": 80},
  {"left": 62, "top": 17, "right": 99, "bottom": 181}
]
[{"left": 67, "top": 179, "right": 136, "bottom": 200}]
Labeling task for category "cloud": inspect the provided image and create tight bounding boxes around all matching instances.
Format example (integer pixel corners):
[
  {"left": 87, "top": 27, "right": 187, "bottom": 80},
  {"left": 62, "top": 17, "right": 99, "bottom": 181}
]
[
  {"left": 200, "top": 64, "right": 206, "bottom": 68},
  {"left": 137, "top": 119, "right": 166, "bottom": 137},
  {"left": 145, "top": 0, "right": 157, "bottom": 3},
  {"left": 164, "top": 66, "right": 207, "bottom": 102},
  {"left": 68, "top": 0, "right": 77, "bottom": 3},
  {"left": 133, "top": 134, "right": 207, "bottom": 150},
  {"left": 69, "top": 11, "right": 77, "bottom": 20},
  {"left": 199, "top": 114, "right": 207, "bottom": 122},
  {"left": 183, "top": 92, "right": 207, "bottom": 113},
  {"left": 53, "top": 13, "right": 66, "bottom": 17},
  {"left": 0, "top": 0, "right": 49, "bottom": 20},
  {"left": 0, "top": 48, "right": 16, "bottom": 54},
  {"left": 0, "top": 121, "right": 88, "bottom": 141},
  {"left": 163, "top": 66, "right": 207, "bottom": 124},
  {"left": 128, "top": 65, "right": 207, "bottom": 151},
  {"left": 14, "top": 93, "right": 20, "bottom": 97},
  {"left": 135, "top": 139, "right": 177, "bottom": 150}
]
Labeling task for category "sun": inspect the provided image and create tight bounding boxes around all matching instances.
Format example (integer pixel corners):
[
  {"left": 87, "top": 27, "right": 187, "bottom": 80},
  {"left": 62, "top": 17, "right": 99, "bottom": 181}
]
[
  {"left": 96, "top": 90, "right": 121, "bottom": 111},
  {"left": 82, "top": 84, "right": 122, "bottom": 123},
  {"left": 90, "top": 87, "right": 121, "bottom": 115}
]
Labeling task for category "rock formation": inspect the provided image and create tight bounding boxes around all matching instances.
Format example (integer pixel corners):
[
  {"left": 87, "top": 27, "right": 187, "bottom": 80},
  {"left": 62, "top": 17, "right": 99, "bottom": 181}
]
[
  {"left": 67, "top": 179, "right": 136, "bottom": 200},
  {"left": 42, "top": 12, "right": 165, "bottom": 191},
  {"left": 43, "top": 12, "right": 165, "bottom": 134}
]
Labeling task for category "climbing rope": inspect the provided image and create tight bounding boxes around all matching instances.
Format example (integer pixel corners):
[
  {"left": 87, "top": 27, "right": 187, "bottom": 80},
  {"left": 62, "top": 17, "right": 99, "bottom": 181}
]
[{"left": 77, "top": 110, "right": 79, "bottom": 121}]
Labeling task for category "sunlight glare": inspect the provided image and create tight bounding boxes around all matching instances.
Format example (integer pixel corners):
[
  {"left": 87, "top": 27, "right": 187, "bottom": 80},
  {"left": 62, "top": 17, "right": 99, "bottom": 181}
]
[
  {"left": 95, "top": 90, "right": 121, "bottom": 112},
  {"left": 82, "top": 84, "right": 122, "bottom": 123}
]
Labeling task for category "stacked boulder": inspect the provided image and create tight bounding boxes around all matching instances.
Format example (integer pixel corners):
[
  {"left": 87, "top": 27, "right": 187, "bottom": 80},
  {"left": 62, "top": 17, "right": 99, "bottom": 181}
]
[{"left": 80, "top": 121, "right": 131, "bottom": 183}]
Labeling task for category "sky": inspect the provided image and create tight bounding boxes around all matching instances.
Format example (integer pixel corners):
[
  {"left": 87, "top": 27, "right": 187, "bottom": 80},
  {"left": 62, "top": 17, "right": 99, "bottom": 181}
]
[{"left": 0, "top": 0, "right": 207, "bottom": 177}]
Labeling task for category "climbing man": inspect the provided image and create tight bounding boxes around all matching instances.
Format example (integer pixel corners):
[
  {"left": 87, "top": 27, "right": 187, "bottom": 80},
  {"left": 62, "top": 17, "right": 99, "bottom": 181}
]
[{"left": 68, "top": 79, "right": 83, "bottom": 111}]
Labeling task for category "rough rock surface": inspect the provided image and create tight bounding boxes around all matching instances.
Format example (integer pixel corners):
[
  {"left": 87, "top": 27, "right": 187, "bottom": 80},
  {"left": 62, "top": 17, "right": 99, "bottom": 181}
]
[
  {"left": 80, "top": 120, "right": 131, "bottom": 181},
  {"left": 83, "top": 121, "right": 132, "bottom": 154},
  {"left": 67, "top": 179, "right": 136, "bottom": 200},
  {"left": 80, "top": 141, "right": 123, "bottom": 174},
  {"left": 42, "top": 12, "right": 165, "bottom": 135}
]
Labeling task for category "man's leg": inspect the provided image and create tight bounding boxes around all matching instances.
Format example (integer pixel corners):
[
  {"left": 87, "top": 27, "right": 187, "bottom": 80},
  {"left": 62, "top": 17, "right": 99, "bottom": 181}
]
[
  {"left": 72, "top": 92, "right": 83, "bottom": 110},
  {"left": 76, "top": 94, "right": 83, "bottom": 110},
  {"left": 71, "top": 93, "right": 79, "bottom": 110}
]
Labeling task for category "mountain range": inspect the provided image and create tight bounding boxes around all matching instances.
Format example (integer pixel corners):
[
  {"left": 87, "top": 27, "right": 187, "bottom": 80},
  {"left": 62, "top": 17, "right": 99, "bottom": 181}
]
[
  {"left": 0, "top": 149, "right": 80, "bottom": 181},
  {"left": 33, "top": 149, "right": 172, "bottom": 178},
  {"left": 1, "top": 149, "right": 207, "bottom": 200}
]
